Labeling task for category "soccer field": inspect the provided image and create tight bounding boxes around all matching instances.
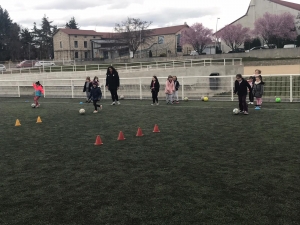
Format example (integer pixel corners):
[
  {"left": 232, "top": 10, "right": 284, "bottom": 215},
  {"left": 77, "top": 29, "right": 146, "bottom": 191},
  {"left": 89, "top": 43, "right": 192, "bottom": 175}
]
[{"left": 0, "top": 98, "right": 299, "bottom": 224}]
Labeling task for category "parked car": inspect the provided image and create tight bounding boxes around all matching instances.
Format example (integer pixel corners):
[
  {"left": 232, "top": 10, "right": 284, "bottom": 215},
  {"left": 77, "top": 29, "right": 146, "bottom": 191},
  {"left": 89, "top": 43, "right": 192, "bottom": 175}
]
[
  {"left": 190, "top": 51, "right": 199, "bottom": 56},
  {"left": 283, "top": 44, "right": 297, "bottom": 49},
  {"left": 34, "top": 61, "right": 55, "bottom": 67},
  {"left": 245, "top": 46, "right": 267, "bottom": 52},
  {"left": 16, "top": 60, "right": 36, "bottom": 68},
  {"left": 0, "top": 64, "right": 6, "bottom": 72},
  {"left": 264, "top": 44, "right": 277, "bottom": 49},
  {"left": 228, "top": 48, "right": 245, "bottom": 53}
]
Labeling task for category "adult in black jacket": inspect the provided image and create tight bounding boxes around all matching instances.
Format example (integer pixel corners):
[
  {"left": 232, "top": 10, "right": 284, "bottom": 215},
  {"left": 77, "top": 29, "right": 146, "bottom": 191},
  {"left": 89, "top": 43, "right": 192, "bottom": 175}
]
[
  {"left": 89, "top": 82, "right": 102, "bottom": 113},
  {"left": 234, "top": 74, "right": 252, "bottom": 115},
  {"left": 150, "top": 76, "right": 160, "bottom": 105},
  {"left": 105, "top": 66, "right": 120, "bottom": 105}
]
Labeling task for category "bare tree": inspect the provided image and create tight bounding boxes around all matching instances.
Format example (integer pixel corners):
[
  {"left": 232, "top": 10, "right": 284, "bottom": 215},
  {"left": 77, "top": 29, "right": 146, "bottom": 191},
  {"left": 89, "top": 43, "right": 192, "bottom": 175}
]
[{"left": 114, "top": 17, "right": 152, "bottom": 58}]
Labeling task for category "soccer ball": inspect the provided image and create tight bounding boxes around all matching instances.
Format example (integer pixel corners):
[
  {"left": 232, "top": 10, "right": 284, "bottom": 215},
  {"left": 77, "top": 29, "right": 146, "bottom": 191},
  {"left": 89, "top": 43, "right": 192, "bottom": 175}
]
[
  {"left": 31, "top": 103, "right": 36, "bottom": 108},
  {"left": 203, "top": 97, "right": 208, "bottom": 101},
  {"left": 79, "top": 109, "right": 85, "bottom": 114},
  {"left": 184, "top": 97, "right": 188, "bottom": 101},
  {"left": 120, "top": 95, "right": 124, "bottom": 100},
  {"left": 233, "top": 108, "right": 239, "bottom": 114},
  {"left": 275, "top": 97, "right": 281, "bottom": 103}
]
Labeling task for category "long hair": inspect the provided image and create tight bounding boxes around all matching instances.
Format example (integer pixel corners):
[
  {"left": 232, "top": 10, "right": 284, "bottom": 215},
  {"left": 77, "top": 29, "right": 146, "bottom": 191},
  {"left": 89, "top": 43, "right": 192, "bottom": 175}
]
[
  {"left": 107, "top": 66, "right": 118, "bottom": 75},
  {"left": 153, "top": 76, "right": 159, "bottom": 83},
  {"left": 257, "top": 75, "right": 265, "bottom": 85},
  {"left": 36, "top": 81, "right": 43, "bottom": 87}
]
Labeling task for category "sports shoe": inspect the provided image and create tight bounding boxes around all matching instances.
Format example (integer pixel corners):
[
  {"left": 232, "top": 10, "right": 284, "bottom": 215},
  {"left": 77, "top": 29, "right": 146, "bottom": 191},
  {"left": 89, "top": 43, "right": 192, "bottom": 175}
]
[
  {"left": 244, "top": 111, "right": 249, "bottom": 115},
  {"left": 117, "top": 101, "right": 121, "bottom": 105},
  {"left": 239, "top": 110, "right": 244, "bottom": 114},
  {"left": 156, "top": 103, "right": 159, "bottom": 106},
  {"left": 100, "top": 105, "right": 102, "bottom": 110},
  {"left": 176, "top": 101, "right": 179, "bottom": 104},
  {"left": 151, "top": 103, "right": 154, "bottom": 106},
  {"left": 93, "top": 110, "right": 98, "bottom": 113},
  {"left": 36, "top": 104, "right": 40, "bottom": 108},
  {"left": 111, "top": 102, "right": 115, "bottom": 105}
]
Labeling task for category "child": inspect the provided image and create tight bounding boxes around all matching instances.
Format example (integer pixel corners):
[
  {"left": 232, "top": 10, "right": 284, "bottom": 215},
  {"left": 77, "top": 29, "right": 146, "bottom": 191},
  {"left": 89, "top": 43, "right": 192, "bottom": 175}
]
[
  {"left": 150, "top": 76, "right": 160, "bottom": 106},
  {"left": 32, "top": 81, "right": 44, "bottom": 108},
  {"left": 165, "top": 75, "right": 174, "bottom": 104},
  {"left": 234, "top": 74, "right": 252, "bottom": 115},
  {"left": 89, "top": 82, "right": 102, "bottom": 113},
  {"left": 253, "top": 69, "right": 262, "bottom": 81},
  {"left": 93, "top": 76, "right": 99, "bottom": 87},
  {"left": 247, "top": 76, "right": 254, "bottom": 104},
  {"left": 253, "top": 75, "right": 264, "bottom": 108},
  {"left": 172, "top": 76, "right": 180, "bottom": 104},
  {"left": 83, "top": 76, "right": 92, "bottom": 102}
]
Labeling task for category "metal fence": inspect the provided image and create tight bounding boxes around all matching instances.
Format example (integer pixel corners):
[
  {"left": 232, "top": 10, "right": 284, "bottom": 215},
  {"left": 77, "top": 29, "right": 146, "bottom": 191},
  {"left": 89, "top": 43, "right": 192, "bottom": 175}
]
[
  {"left": 0, "top": 75, "right": 299, "bottom": 102},
  {"left": 0, "top": 58, "right": 242, "bottom": 76}
]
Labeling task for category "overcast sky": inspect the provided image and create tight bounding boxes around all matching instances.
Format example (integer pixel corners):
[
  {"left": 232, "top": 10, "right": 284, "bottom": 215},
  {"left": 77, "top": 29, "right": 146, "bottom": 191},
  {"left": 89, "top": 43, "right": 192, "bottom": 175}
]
[{"left": 1, "top": 0, "right": 300, "bottom": 32}]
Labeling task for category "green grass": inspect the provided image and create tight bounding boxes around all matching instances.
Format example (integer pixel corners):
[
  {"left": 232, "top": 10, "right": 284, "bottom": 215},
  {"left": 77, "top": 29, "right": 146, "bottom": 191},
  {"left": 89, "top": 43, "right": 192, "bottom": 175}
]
[{"left": 0, "top": 98, "right": 300, "bottom": 224}]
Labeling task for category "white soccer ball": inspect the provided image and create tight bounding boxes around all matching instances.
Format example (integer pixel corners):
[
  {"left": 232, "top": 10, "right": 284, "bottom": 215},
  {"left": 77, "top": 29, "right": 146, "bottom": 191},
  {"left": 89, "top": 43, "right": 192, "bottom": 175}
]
[
  {"left": 79, "top": 109, "right": 85, "bottom": 114},
  {"left": 233, "top": 108, "right": 239, "bottom": 114},
  {"left": 184, "top": 97, "right": 188, "bottom": 101},
  {"left": 31, "top": 103, "right": 36, "bottom": 108},
  {"left": 120, "top": 95, "right": 124, "bottom": 100}
]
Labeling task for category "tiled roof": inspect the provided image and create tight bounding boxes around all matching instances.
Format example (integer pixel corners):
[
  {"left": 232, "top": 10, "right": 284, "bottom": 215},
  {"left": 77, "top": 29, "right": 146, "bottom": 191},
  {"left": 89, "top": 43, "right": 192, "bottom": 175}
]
[
  {"left": 270, "top": 0, "right": 300, "bottom": 11},
  {"left": 58, "top": 24, "right": 189, "bottom": 37}
]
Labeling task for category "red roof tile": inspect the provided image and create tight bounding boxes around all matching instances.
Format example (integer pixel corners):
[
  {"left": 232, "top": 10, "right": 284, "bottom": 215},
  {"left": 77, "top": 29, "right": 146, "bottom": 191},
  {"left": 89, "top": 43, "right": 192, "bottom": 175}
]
[
  {"left": 149, "top": 25, "right": 189, "bottom": 36},
  {"left": 270, "top": 0, "right": 300, "bottom": 11}
]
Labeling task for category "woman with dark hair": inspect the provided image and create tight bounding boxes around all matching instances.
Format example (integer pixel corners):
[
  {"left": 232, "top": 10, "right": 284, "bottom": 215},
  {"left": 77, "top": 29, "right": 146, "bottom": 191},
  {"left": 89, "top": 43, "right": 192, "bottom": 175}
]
[
  {"left": 150, "top": 76, "right": 160, "bottom": 105},
  {"left": 106, "top": 66, "right": 120, "bottom": 105}
]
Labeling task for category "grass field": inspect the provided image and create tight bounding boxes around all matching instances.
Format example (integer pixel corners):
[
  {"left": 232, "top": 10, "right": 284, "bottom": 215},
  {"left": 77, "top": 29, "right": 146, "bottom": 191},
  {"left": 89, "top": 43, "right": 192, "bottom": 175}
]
[{"left": 0, "top": 98, "right": 300, "bottom": 225}]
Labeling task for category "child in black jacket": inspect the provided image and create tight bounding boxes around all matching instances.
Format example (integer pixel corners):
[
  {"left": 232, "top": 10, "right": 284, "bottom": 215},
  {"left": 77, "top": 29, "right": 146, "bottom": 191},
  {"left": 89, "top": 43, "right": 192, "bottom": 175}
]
[
  {"left": 234, "top": 74, "right": 252, "bottom": 115},
  {"left": 172, "top": 76, "right": 180, "bottom": 103},
  {"left": 83, "top": 76, "right": 93, "bottom": 102},
  {"left": 89, "top": 82, "right": 102, "bottom": 113},
  {"left": 150, "top": 76, "right": 160, "bottom": 105}
]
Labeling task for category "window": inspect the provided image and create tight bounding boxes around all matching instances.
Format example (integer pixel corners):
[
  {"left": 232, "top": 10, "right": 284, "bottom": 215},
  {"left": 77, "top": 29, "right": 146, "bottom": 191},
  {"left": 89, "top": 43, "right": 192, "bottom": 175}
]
[
  {"left": 60, "top": 41, "right": 62, "bottom": 48},
  {"left": 75, "top": 35, "right": 77, "bottom": 38},
  {"left": 75, "top": 52, "right": 78, "bottom": 58},
  {"left": 84, "top": 36, "right": 87, "bottom": 38},
  {"left": 84, "top": 41, "right": 87, "bottom": 48},
  {"left": 176, "top": 34, "right": 182, "bottom": 52},
  {"left": 74, "top": 41, "right": 78, "bottom": 48},
  {"left": 93, "top": 36, "right": 96, "bottom": 38},
  {"left": 158, "top": 36, "right": 164, "bottom": 44},
  {"left": 84, "top": 52, "right": 88, "bottom": 58}
]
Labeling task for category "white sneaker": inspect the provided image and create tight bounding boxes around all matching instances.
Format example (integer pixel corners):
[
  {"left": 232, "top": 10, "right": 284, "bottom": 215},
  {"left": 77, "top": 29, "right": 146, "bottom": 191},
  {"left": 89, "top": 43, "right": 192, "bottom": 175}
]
[
  {"left": 93, "top": 110, "right": 98, "bottom": 113},
  {"left": 111, "top": 102, "right": 115, "bottom": 105},
  {"left": 117, "top": 101, "right": 121, "bottom": 105},
  {"left": 151, "top": 103, "right": 154, "bottom": 106},
  {"left": 156, "top": 103, "right": 159, "bottom": 105},
  {"left": 100, "top": 105, "right": 102, "bottom": 110}
]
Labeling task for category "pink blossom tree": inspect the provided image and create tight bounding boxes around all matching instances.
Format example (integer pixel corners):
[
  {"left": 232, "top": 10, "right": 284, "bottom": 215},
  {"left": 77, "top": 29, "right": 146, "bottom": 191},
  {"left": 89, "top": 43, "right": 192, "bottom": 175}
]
[
  {"left": 253, "top": 12, "right": 297, "bottom": 46},
  {"left": 217, "top": 24, "right": 250, "bottom": 51},
  {"left": 180, "top": 23, "right": 213, "bottom": 54}
]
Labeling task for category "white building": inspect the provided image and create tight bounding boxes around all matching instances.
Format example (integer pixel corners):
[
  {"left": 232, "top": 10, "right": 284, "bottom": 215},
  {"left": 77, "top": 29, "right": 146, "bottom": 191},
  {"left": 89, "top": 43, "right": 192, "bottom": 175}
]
[{"left": 218, "top": 0, "right": 300, "bottom": 52}]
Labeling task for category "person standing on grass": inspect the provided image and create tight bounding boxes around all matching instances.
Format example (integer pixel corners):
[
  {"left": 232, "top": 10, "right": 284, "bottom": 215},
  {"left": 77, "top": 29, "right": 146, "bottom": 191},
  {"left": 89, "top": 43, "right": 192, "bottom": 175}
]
[
  {"left": 247, "top": 76, "right": 254, "bottom": 105},
  {"left": 165, "top": 75, "right": 175, "bottom": 104},
  {"left": 93, "top": 76, "right": 99, "bottom": 87},
  {"left": 253, "top": 75, "right": 265, "bottom": 109},
  {"left": 150, "top": 76, "right": 160, "bottom": 106},
  {"left": 32, "top": 81, "right": 44, "bottom": 108},
  {"left": 89, "top": 82, "right": 102, "bottom": 113},
  {"left": 83, "top": 76, "right": 92, "bottom": 103},
  {"left": 234, "top": 74, "right": 252, "bottom": 115},
  {"left": 106, "top": 66, "right": 120, "bottom": 105},
  {"left": 172, "top": 76, "right": 180, "bottom": 104}
]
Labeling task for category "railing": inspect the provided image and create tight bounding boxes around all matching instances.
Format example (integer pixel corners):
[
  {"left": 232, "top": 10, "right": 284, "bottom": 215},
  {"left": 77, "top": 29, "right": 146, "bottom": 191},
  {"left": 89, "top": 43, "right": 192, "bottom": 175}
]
[
  {"left": 0, "top": 58, "right": 243, "bottom": 76},
  {"left": 0, "top": 74, "right": 299, "bottom": 102}
]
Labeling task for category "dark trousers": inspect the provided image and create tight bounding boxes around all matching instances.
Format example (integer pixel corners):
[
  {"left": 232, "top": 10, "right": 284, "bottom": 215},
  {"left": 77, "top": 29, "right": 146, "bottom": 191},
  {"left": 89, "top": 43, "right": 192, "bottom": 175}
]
[
  {"left": 152, "top": 91, "right": 158, "bottom": 103},
  {"left": 238, "top": 95, "right": 248, "bottom": 112},
  {"left": 110, "top": 89, "right": 118, "bottom": 102},
  {"left": 93, "top": 100, "right": 100, "bottom": 110},
  {"left": 249, "top": 92, "right": 254, "bottom": 102}
]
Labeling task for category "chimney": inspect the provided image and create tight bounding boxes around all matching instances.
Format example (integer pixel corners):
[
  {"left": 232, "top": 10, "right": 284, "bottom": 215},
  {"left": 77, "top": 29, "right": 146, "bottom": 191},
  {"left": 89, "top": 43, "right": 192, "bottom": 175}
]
[{"left": 184, "top": 22, "right": 187, "bottom": 25}]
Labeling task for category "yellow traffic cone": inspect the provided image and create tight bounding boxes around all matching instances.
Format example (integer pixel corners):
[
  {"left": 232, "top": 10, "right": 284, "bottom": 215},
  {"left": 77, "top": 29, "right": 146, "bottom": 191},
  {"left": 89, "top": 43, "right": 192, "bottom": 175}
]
[
  {"left": 15, "top": 119, "right": 21, "bottom": 126},
  {"left": 36, "top": 116, "right": 42, "bottom": 123}
]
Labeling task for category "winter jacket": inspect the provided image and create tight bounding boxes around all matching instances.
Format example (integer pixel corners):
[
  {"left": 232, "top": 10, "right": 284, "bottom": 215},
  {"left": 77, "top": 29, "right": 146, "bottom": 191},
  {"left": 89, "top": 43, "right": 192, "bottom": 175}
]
[
  {"left": 165, "top": 80, "right": 175, "bottom": 94},
  {"left": 83, "top": 81, "right": 93, "bottom": 92},
  {"left": 253, "top": 81, "right": 264, "bottom": 98},
  {"left": 89, "top": 87, "right": 102, "bottom": 101},
  {"left": 150, "top": 81, "right": 160, "bottom": 93},
  {"left": 174, "top": 80, "right": 180, "bottom": 91},
  {"left": 106, "top": 72, "right": 120, "bottom": 90},
  {"left": 234, "top": 79, "right": 252, "bottom": 96},
  {"left": 33, "top": 83, "right": 44, "bottom": 97}
]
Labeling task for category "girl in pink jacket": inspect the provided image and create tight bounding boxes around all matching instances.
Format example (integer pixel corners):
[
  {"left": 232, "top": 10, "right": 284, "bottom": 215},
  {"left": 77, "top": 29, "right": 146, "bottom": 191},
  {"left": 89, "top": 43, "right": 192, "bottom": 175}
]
[
  {"left": 32, "top": 81, "right": 44, "bottom": 107},
  {"left": 165, "top": 75, "right": 175, "bottom": 104}
]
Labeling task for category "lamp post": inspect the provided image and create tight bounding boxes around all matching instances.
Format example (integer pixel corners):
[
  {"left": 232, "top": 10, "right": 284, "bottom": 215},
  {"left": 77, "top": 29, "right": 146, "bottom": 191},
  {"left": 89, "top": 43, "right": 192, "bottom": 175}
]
[
  {"left": 140, "top": 29, "right": 142, "bottom": 58},
  {"left": 215, "top": 18, "right": 220, "bottom": 54}
]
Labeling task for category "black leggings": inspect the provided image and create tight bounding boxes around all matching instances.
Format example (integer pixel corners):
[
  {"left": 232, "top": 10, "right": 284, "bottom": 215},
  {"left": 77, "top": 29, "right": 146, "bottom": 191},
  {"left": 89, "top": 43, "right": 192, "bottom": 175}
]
[
  {"left": 152, "top": 91, "right": 158, "bottom": 103},
  {"left": 249, "top": 92, "right": 254, "bottom": 102},
  {"left": 110, "top": 89, "right": 118, "bottom": 102},
  {"left": 93, "top": 100, "right": 100, "bottom": 110}
]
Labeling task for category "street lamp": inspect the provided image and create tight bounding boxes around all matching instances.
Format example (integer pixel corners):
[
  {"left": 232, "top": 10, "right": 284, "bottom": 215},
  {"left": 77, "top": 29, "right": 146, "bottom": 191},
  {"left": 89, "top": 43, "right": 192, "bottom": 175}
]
[{"left": 215, "top": 18, "right": 220, "bottom": 54}]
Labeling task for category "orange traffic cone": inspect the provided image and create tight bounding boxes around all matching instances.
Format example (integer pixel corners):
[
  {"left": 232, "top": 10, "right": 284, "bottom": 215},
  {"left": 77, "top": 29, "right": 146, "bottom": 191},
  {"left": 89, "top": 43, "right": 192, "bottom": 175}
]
[
  {"left": 94, "top": 135, "right": 103, "bottom": 145},
  {"left": 36, "top": 116, "right": 42, "bottom": 123},
  {"left": 153, "top": 124, "right": 160, "bottom": 133},
  {"left": 136, "top": 127, "right": 144, "bottom": 136},
  {"left": 117, "top": 131, "right": 126, "bottom": 140},
  {"left": 15, "top": 119, "right": 21, "bottom": 126}
]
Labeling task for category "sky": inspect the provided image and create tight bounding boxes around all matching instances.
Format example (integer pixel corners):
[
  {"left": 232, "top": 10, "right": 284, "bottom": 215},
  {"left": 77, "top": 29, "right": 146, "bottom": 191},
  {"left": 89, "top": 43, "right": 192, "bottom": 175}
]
[{"left": 1, "top": 0, "right": 300, "bottom": 32}]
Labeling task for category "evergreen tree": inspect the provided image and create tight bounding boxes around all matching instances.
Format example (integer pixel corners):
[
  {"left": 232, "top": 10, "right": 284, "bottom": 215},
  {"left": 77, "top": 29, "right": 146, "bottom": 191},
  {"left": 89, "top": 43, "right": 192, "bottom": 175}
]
[
  {"left": 0, "top": 6, "right": 12, "bottom": 60},
  {"left": 65, "top": 17, "right": 79, "bottom": 29},
  {"left": 20, "top": 28, "right": 34, "bottom": 59}
]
